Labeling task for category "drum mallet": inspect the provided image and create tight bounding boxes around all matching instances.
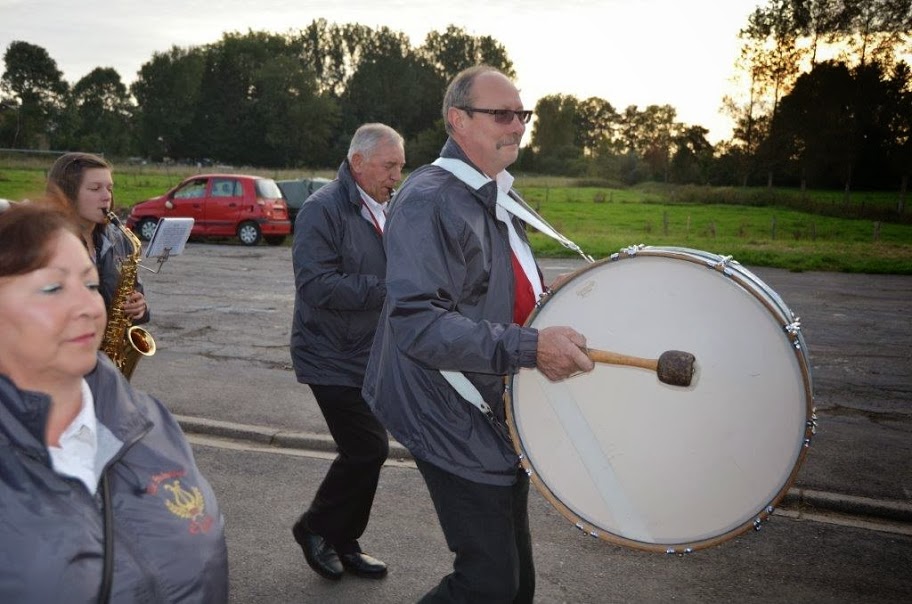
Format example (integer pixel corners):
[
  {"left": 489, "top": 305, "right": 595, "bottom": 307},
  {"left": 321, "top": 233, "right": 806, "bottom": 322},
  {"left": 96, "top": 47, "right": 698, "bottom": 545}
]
[{"left": 586, "top": 348, "right": 696, "bottom": 387}]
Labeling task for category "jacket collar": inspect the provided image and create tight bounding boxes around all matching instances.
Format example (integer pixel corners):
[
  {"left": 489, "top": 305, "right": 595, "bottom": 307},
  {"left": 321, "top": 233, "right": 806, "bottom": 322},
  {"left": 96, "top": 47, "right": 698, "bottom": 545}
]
[
  {"left": 0, "top": 375, "right": 51, "bottom": 454},
  {"left": 336, "top": 160, "right": 365, "bottom": 210},
  {"left": 439, "top": 138, "right": 501, "bottom": 214},
  {"left": 0, "top": 353, "right": 152, "bottom": 458},
  {"left": 85, "top": 354, "right": 154, "bottom": 442}
]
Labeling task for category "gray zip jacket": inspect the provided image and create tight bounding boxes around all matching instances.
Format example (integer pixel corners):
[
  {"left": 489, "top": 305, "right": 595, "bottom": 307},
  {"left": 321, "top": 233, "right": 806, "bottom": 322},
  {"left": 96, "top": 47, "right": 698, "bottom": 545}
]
[
  {"left": 290, "top": 160, "right": 386, "bottom": 387},
  {"left": 0, "top": 353, "right": 228, "bottom": 603},
  {"left": 363, "top": 139, "right": 540, "bottom": 486}
]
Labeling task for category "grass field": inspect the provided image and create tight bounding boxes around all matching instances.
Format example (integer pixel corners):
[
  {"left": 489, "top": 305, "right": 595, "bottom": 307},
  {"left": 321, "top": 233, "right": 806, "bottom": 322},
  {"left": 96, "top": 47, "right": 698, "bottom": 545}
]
[{"left": 2, "top": 160, "right": 910, "bottom": 274}]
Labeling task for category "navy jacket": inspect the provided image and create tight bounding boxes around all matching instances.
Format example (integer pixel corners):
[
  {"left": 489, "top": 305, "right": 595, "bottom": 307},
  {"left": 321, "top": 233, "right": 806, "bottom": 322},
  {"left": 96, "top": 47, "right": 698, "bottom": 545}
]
[
  {"left": 0, "top": 354, "right": 228, "bottom": 603},
  {"left": 363, "top": 139, "right": 540, "bottom": 486},
  {"left": 290, "top": 160, "right": 386, "bottom": 387}
]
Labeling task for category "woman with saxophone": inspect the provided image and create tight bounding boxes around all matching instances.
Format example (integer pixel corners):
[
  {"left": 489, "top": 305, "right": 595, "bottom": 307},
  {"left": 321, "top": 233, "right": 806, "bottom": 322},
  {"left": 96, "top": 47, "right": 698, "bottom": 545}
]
[
  {"left": 46, "top": 152, "right": 149, "bottom": 324},
  {"left": 0, "top": 202, "right": 228, "bottom": 603}
]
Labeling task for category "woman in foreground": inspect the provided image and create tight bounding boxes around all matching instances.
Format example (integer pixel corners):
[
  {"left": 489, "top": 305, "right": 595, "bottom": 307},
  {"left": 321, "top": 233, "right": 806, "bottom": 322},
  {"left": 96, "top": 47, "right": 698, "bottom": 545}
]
[{"left": 0, "top": 202, "right": 227, "bottom": 603}]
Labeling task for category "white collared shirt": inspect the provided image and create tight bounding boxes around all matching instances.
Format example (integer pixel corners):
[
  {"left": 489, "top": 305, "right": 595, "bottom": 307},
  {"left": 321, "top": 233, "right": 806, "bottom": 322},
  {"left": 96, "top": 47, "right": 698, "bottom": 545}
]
[
  {"left": 356, "top": 185, "right": 387, "bottom": 233},
  {"left": 47, "top": 379, "right": 100, "bottom": 494}
]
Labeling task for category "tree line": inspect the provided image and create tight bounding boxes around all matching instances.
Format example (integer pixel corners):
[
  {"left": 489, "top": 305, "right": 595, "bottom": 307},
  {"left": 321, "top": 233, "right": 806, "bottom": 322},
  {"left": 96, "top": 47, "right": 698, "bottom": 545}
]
[
  {"left": 1, "top": 2, "right": 909, "bottom": 202},
  {"left": 0, "top": 21, "right": 512, "bottom": 170}
]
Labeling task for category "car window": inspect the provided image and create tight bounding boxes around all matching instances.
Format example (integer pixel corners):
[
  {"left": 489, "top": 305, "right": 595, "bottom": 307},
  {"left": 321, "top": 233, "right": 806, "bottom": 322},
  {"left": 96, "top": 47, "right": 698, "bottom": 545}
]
[
  {"left": 174, "top": 180, "right": 208, "bottom": 199},
  {"left": 276, "top": 181, "right": 303, "bottom": 201},
  {"left": 255, "top": 179, "right": 282, "bottom": 199},
  {"left": 307, "top": 179, "right": 330, "bottom": 195},
  {"left": 211, "top": 178, "right": 240, "bottom": 197}
]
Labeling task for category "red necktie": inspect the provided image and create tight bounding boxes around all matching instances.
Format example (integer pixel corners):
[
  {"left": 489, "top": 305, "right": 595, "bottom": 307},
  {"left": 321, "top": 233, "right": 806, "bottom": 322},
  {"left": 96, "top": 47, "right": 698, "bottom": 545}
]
[{"left": 511, "top": 251, "right": 538, "bottom": 325}]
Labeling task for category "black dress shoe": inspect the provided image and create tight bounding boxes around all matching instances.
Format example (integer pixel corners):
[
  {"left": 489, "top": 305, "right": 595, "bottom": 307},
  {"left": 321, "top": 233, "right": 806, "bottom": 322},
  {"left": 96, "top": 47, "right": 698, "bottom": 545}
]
[
  {"left": 339, "top": 552, "right": 388, "bottom": 579},
  {"left": 292, "top": 521, "right": 343, "bottom": 581}
]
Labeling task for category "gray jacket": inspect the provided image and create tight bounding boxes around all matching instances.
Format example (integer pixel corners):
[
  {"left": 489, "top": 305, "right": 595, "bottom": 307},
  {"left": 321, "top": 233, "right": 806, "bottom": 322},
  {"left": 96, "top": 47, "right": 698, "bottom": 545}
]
[
  {"left": 0, "top": 354, "right": 228, "bottom": 603},
  {"left": 290, "top": 160, "right": 386, "bottom": 387},
  {"left": 363, "top": 139, "right": 539, "bottom": 486}
]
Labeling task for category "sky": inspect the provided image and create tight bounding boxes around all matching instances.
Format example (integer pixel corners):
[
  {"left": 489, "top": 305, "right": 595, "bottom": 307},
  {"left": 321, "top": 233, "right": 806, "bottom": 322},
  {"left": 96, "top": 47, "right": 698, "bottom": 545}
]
[{"left": 0, "top": 0, "right": 763, "bottom": 144}]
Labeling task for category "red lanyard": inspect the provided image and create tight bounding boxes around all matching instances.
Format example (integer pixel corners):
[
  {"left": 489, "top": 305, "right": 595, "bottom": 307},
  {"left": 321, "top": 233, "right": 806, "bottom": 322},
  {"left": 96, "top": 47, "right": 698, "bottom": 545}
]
[{"left": 360, "top": 200, "right": 383, "bottom": 236}]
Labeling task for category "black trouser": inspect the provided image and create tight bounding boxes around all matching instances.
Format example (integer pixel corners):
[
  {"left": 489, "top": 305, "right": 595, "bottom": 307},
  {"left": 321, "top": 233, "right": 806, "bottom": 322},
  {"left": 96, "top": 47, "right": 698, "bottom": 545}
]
[
  {"left": 300, "top": 384, "right": 389, "bottom": 554},
  {"left": 415, "top": 459, "right": 535, "bottom": 604}
]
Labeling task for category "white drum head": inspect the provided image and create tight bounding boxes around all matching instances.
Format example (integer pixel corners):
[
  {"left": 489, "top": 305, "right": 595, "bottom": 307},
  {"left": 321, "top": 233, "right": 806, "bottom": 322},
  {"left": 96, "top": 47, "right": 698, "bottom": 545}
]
[{"left": 507, "top": 247, "right": 814, "bottom": 553}]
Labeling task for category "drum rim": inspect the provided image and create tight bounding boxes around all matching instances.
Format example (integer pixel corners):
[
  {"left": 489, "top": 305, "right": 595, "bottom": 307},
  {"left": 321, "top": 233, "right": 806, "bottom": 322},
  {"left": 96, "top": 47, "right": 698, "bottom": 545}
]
[{"left": 505, "top": 246, "right": 816, "bottom": 554}]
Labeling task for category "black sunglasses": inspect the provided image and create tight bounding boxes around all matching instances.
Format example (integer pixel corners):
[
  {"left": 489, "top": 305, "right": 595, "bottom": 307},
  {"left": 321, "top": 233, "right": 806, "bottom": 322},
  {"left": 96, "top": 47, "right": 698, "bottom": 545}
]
[{"left": 457, "top": 107, "right": 533, "bottom": 125}]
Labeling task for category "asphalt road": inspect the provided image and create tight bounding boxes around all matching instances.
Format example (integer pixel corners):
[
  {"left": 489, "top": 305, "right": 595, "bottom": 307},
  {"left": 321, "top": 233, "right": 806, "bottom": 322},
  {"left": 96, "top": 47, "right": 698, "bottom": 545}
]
[
  {"left": 191, "top": 440, "right": 911, "bottom": 604},
  {"left": 129, "top": 241, "right": 912, "bottom": 602}
]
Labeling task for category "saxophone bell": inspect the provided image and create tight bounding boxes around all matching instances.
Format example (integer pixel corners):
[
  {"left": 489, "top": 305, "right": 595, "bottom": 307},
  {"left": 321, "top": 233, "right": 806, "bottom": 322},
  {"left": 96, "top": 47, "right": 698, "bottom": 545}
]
[{"left": 120, "top": 325, "right": 157, "bottom": 379}]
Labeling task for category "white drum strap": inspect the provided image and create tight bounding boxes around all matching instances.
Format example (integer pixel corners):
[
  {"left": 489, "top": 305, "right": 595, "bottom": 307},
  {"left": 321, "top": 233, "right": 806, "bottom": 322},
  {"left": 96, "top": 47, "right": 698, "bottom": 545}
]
[
  {"left": 432, "top": 158, "right": 594, "bottom": 263},
  {"left": 542, "top": 380, "right": 653, "bottom": 542},
  {"left": 439, "top": 370, "right": 491, "bottom": 416}
]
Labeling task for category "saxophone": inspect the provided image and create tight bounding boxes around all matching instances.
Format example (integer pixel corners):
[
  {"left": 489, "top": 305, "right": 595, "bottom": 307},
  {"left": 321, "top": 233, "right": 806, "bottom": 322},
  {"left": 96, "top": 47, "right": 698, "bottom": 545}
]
[{"left": 100, "top": 211, "right": 157, "bottom": 380}]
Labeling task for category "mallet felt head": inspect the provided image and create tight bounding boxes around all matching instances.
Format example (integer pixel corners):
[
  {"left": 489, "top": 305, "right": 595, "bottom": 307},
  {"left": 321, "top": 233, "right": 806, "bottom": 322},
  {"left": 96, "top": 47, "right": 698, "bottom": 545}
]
[{"left": 656, "top": 350, "right": 696, "bottom": 387}]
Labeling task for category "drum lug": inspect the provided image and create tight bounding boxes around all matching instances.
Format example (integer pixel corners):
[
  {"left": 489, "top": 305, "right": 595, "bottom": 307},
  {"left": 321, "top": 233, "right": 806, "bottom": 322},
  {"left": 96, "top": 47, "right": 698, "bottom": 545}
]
[
  {"left": 785, "top": 319, "right": 802, "bottom": 336},
  {"left": 753, "top": 506, "right": 775, "bottom": 531},
  {"left": 613, "top": 244, "right": 645, "bottom": 260},
  {"left": 574, "top": 522, "right": 601, "bottom": 540},
  {"left": 665, "top": 547, "right": 694, "bottom": 556},
  {"left": 517, "top": 453, "right": 534, "bottom": 477},
  {"left": 810, "top": 410, "right": 818, "bottom": 434},
  {"left": 706, "top": 254, "right": 735, "bottom": 276},
  {"left": 804, "top": 410, "right": 818, "bottom": 447}
]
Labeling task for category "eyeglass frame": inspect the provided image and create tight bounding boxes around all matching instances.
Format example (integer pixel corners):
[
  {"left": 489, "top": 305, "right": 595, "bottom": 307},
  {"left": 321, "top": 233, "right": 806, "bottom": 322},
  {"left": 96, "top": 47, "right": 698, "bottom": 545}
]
[{"left": 456, "top": 106, "right": 533, "bottom": 125}]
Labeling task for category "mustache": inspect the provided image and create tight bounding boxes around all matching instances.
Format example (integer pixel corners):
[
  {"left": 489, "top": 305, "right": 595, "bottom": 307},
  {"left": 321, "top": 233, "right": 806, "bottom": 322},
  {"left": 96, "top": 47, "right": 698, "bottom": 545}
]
[{"left": 496, "top": 136, "right": 522, "bottom": 149}]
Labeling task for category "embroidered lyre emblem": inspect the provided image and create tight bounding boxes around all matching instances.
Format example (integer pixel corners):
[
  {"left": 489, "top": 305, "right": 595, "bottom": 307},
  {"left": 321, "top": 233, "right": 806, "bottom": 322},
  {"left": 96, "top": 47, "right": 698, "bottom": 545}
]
[
  {"left": 164, "top": 481, "right": 205, "bottom": 519},
  {"left": 148, "top": 471, "right": 215, "bottom": 535}
]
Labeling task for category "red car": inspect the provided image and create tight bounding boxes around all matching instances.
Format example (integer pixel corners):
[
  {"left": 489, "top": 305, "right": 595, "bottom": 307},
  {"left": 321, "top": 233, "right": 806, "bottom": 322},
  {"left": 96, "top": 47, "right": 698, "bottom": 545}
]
[{"left": 127, "top": 174, "right": 291, "bottom": 246}]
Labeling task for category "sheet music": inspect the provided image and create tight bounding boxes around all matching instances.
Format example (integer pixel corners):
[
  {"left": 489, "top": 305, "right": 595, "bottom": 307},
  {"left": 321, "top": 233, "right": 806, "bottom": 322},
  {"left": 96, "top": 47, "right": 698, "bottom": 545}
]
[{"left": 144, "top": 218, "right": 194, "bottom": 258}]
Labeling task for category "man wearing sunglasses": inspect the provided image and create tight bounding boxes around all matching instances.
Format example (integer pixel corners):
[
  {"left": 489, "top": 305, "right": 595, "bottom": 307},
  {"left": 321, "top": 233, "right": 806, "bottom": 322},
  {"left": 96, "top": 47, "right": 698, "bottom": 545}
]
[{"left": 364, "top": 66, "right": 593, "bottom": 603}]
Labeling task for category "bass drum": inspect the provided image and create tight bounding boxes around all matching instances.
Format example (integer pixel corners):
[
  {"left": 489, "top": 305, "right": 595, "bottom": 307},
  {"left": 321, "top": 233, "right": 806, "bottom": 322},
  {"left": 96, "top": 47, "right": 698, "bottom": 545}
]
[{"left": 505, "top": 246, "right": 816, "bottom": 553}]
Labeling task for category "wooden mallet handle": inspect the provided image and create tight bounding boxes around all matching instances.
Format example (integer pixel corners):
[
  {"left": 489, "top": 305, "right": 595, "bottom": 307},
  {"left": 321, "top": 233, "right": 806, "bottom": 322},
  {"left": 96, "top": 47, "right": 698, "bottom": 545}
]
[{"left": 586, "top": 348, "right": 696, "bottom": 387}]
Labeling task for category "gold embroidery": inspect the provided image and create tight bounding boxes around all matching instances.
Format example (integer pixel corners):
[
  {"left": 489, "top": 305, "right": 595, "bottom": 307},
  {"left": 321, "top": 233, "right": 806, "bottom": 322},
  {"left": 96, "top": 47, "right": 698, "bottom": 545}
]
[{"left": 163, "top": 480, "right": 205, "bottom": 520}]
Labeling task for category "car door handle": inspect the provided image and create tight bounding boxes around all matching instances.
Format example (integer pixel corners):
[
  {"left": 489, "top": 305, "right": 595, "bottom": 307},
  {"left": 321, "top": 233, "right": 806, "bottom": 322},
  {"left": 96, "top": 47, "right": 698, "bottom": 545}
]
[{"left": 228, "top": 203, "right": 237, "bottom": 207}]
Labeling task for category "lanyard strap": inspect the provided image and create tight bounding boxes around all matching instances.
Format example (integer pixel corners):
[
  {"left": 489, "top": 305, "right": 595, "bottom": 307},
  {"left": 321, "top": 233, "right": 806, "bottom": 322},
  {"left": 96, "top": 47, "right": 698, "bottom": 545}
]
[{"left": 360, "top": 199, "right": 384, "bottom": 236}]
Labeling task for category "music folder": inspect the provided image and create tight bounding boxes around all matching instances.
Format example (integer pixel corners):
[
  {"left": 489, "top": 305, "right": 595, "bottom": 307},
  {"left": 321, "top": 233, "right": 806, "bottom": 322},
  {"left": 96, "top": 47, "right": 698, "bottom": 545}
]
[{"left": 144, "top": 217, "right": 194, "bottom": 259}]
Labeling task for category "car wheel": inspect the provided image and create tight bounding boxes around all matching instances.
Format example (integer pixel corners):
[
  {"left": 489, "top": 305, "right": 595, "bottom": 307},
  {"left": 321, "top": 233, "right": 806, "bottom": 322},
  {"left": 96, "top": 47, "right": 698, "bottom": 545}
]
[
  {"left": 137, "top": 218, "right": 158, "bottom": 241},
  {"left": 264, "top": 235, "right": 285, "bottom": 246},
  {"left": 237, "top": 221, "right": 262, "bottom": 246}
]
